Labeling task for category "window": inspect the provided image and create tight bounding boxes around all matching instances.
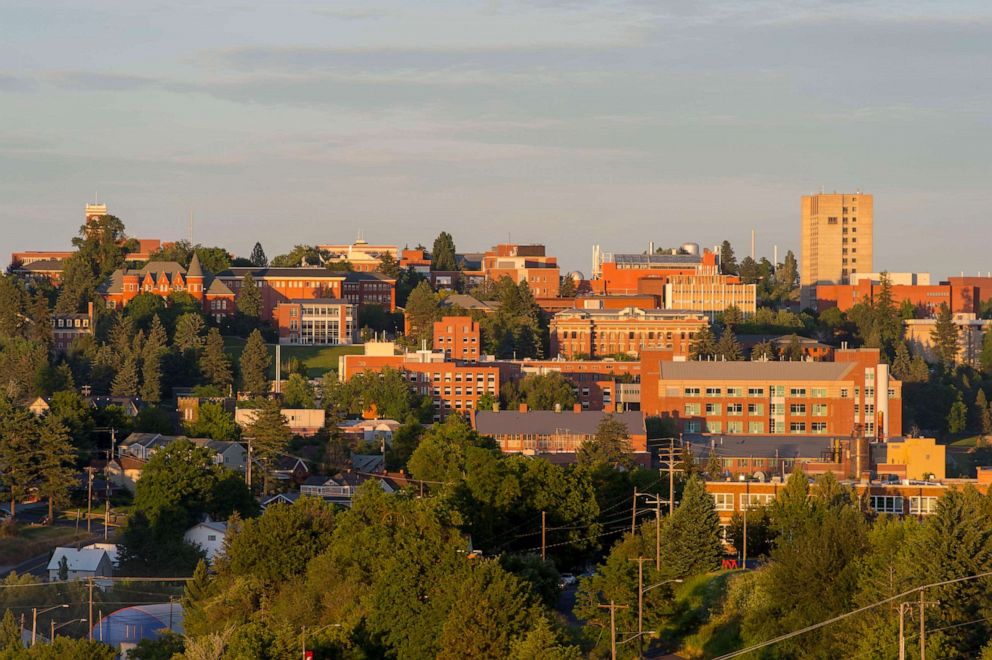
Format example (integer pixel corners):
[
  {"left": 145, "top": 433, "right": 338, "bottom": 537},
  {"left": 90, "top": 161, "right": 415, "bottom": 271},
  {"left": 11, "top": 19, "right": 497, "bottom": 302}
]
[
  {"left": 207, "top": 534, "right": 217, "bottom": 541},
  {"left": 748, "top": 403, "right": 764, "bottom": 415},
  {"left": 685, "top": 420, "right": 701, "bottom": 433},
  {"left": 726, "top": 387, "right": 743, "bottom": 397},
  {"left": 684, "top": 403, "right": 701, "bottom": 416},
  {"left": 748, "top": 387, "right": 764, "bottom": 396},
  {"left": 870, "top": 496, "right": 903, "bottom": 514},
  {"left": 727, "top": 421, "right": 743, "bottom": 433},
  {"left": 711, "top": 493, "right": 734, "bottom": 511},
  {"left": 770, "top": 403, "right": 785, "bottom": 415},
  {"left": 790, "top": 388, "right": 806, "bottom": 397},
  {"left": 840, "top": 388, "right": 849, "bottom": 398},
  {"left": 741, "top": 493, "right": 775, "bottom": 510},
  {"left": 706, "top": 403, "right": 722, "bottom": 415},
  {"left": 811, "top": 388, "right": 827, "bottom": 398},
  {"left": 909, "top": 496, "right": 938, "bottom": 515},
  {"left": 812, "top": 404, "right": 828, "bottom": 417},
  {"left": 772, "top": 420, "right": 785, "bottom": 433},
  {"left": 727, "top": 403, "right": 743, "bottom": 416},
  {"left": 771, "top": 386, "right": 785, "bottom": 397},
  {"left": 811, "top": 422, "right": 827, "bottom": 433},
  {"left": 705, "top": 387, "right": 722, "bottom": 396},
  {"left": 748, "top": 421, "right": 765, "bottom": 433},
  {"left": 707, "top": 421, "right": 722, "bottom": 433},
  {"left": 790, "top": 404, "right": 806, "bottom": 415},
  {"left": 790, "top": 422, "right": 806, "bottom": 433}
]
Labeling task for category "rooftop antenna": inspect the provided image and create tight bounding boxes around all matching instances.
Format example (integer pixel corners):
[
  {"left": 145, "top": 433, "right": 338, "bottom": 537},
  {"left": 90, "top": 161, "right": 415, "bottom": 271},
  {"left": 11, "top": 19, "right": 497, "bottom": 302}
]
[
  {"left": 188, "top": 210, "right": 194, "bottom": 245},
  {"left": 751, "top": 229, "right": 755, "bottom": 260}
]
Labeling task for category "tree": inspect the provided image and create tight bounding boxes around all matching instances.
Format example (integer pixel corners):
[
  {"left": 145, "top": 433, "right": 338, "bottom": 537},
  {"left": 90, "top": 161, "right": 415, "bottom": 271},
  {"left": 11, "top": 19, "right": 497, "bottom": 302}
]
[
  {"left": 174, "top": 313, "right": 206, "bottom": 353},
  {"left": 782, "top": 333, "right": 804, "bottom": 361},
  {"left": 751, "top": 339, "right": 776, "bottom": 361},
  {"left": 981, "top": 328, "right": 992, "bottom": 374},
  {"left": 977, "top": 389, "right": 992, "bottom": 439},
  {"left": 111, "top": 353, "right": 140, "bottom": 398},
  {"left": 376, "top": 252, "right": 402, "bottom": 278},
  {"left": 249, "top": 242, "right": 268, "bottom": 268},
  {"left": 126, "top": 632, "right": 185, "bottom": 659},
  {"left": 186, "top": 402, "right": 239, "bottom": 441},
  {"left": 140, "top": 315, "right": 167, "bottom": 403},
  {"left": 738, "top": 256, "right": 760, "bottom": 284},
  {"left": 508, "top": 615, "right": 582, "bottom": 660},
  {"left": 35, "top": 414, "right": 76, "bottom": 524},
  {"left": 689, "top": 325, "right": 717, "bottom": 360},
  {"left": 706, "top": 451, "right": 723, "bottom": 478},
  {"left": 930, "top": 303, "right": 959, "bottom": 366},
  {"left": 719, "top": 240, "right": 738, "bottom": 275},
  {"left": 56, "top": 213, "right": 133, "bottom": 314},
  {"left": 403, "top": 281, "right": 440, "bottom": 345},
  {"left": 431, "top": 231, "right": 458, "bottom": 271},
  {"left": 239, "top": 329, "right": 270, "bottom": 397},
  {"left": 245, "top": 399, "right": 292, "bottom": 494},
  {"left": 715, "top": 326, "right": 743, "bottom": 361},
  {"left": 282, "top": 373, "right": 315, "bottom": 409},
  {"left": 0, "top": 401, "right": 40, "bottom": 516},
  {"left": 558, "top": 275, "right": 577, "bottom": 298},
  {"left": 236, "top": 272, "right": 262, "bottom": 320},
  {"left": 662, "top": 475, "right": 723, "bottom": 576},
  {"left": 0, "top": 609, "right": 20, "bottom": 652},
  {"left": 201, "top": 328, "right": 233, "bottom": 391},
  {"left": 576, "top": 415, "right": 633, "bottom": 469},
  {"left": 948, "top": 394, "right": 968, "bottom": 434},
  {"left": 512, "top": 372, "right": 576, "bottom": 411}
]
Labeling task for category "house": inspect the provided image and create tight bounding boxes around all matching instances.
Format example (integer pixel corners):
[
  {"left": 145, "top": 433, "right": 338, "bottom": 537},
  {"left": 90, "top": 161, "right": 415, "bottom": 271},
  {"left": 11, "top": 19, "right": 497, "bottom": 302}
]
[
  {"left": 106, "top": 456, "right": 145, "bottom": 493},
  {"left": 177, "top": 395, "right": 235, "bottom": 425},
  {"left": 350, "top": 453, "right": 385, "bottom": 474},
  {"left": 184, "top": 521, "right": 228, "bottom": 562},
  {"left": 83, "top": 543, "right": 120, "bottom": 568},
  {"left": 338, "top": 419, "right": 401, "bottom": 445},
  {"left": 262, "top": 455, "right": 310, "bottom": 484},
  {"left": 260, "top": 492, "right": 300, "bottom": 509},
  {"left": 119, "top": 433, "right": 246, "bottom": 472},
  {"left": 299, "top": 471, "right": 398, "bottom": 507},
  {"left": 27, "top": 396, "right": 52, "bottom": 416},
  {"left": 85, "top": 396, "right": 142, "bottom": 418},
  {"left": 47, "top": 547, "right": 113, "bottom": 583}
]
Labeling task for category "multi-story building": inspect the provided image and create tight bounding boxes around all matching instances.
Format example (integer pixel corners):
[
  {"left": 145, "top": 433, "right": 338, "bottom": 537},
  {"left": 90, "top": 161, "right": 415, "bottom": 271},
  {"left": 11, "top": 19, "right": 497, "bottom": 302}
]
[
  {"left": 590, "top": 248, "right": 712, "bottom": 294},
  {"left": 216, "top": 267, "right": 396, "bottom": 320},
  {"left": 99, "top": 254, "right": 236, "bottom": 323},
  {"left": 472, "top": 408, "right": 648, "bottom": 464},
  {"left": 664, "top": 273, "right": 756, "bottom": 318},
  {"left": 800, "top": 192, "right": 874, "bottom": 309},
  {"left": 550, "top": 307, "right": 709, "bottom": 359},
  {"left": 640, "top": 348, "right": 901, "bottom": 440},
  {"left": 482, "top": 244, "right": 560, "bottom": 297},
  {"left": 51, "top": 302, "right": 95, "bottom": 354},
  {"left": 274, "top": 299, "right": 357, "bottom": 345},
  {"left": 905, "top": 313, "right": 992, "bottom": 367},
  {"left": 815, "top": 274, "right": 992, "bottom": 315},
  {"left": 399, "top": 248, "right": 431, "bottom": 274},
  {"left": 433, "top": 316, "right": 481, "bottom": 360},
  {"left": 317, "top": 238, "right": 398, "bottom": 272}
]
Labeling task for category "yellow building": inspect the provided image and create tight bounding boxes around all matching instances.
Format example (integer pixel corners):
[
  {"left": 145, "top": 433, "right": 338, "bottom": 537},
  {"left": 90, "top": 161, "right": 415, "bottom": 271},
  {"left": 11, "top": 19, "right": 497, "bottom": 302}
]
[
  {"left": 800, "top": 192, "right": 873, "bottom": 309},
  {"left": 879, "top": 437, "right": 945, "bottom": 481}
]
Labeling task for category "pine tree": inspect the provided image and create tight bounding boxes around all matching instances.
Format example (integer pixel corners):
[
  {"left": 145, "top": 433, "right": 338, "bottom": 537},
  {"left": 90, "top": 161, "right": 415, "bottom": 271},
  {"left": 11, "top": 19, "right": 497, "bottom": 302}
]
[
  {"left": 0, "top": 609, "right": 19, "bottom": 651},
  {"left": 890, "top": 341, "right": 914, "bottom": 381},
  {"left": 947, "top": 394, "right": 968, "bottom": 434},
  {"left": 200, "top": 327, "right": 233, "bottom": 390},
  {"left": 782, "top": 334, "right": 803, "bottom": 361},
  {"left": 930, "top": 303, "right": 959, "bottom": 366},
  {"left": 404, "top": 281, "right": 440, "bottom": 345},
  {"left": 112, "top": 353, "right": 140, "bottom": 397},
  {"left": 690, "top": 325, "right": 717, "bottom": 360},
  {"left": 0, "top": 402, "right": 39, "bottom": 517},
  {"left": 661, "top": 475, "right": 722, "bottom": 577},
  {"left": 751, "top": 339, "right": 776, "bottom": 361},
  {"left": 719, "top": 240, "right": 738, "bottom": 275},
  {"left": 140, "top": 315, "right": 167, "bottom": 403},
  {"left": 431, "top": 231, "right": 458, "bottom": 271},
  {"left": 249, "top": 242, "right": 268, "bottom": 268},
  {"left": 715, "top": 326, "right": 743, "bottom": 361},
  {"left": 181, "top": 559, "right": 215, "bottom": 635},
  {"left": 35, "top": 414, "right": 76, "bottom": 524},
  {"left": 981, "top": 329, "right": 992, "bottom": 375},
  {"left": 376, "top": 252, "right": 402, "bottom": 278},
  {"left": 282, "top": 373, "right": 315, "bottom": 409},
  {"left": 976, "top": 389, "right": 992, "bottom": 438},
  {"left": 173, "top": 313, "right": 206, "bottom": 352},
  {"left": 237, "top": 272, "right": 262, "bottom": 318},
  {"left": 239, "top": 329, "right": 270, "bottom": 397},
  {"left": 706, "top": 451, "right": 723, "bottom": 478},
  {"left": 246, "top": 399, "right": 291, "bottom": 494}
]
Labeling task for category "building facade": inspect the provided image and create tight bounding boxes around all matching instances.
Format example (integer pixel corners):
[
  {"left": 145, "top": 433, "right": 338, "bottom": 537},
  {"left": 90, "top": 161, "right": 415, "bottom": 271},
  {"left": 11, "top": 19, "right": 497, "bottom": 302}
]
[
  {"left": 800, "top": 192, "right": 874, "bottom": 309},
  {"left": 317, "top": 238, "right": 398, "bottom": 272},
  {"left": 482, "top": 244, "right": 560, "bottom": 297},
  {"left": 664, "top": 273, "right": 757, "bottom": 318},
  {"left": 51, "top": 302, "right": 95, "bottom": 354},
  {"left": 433, "top": 316, "right": 481, "bottom": 360},
  {"left": 549, "top": 307, "right": 709, "bottom": 359},
  {"left": 274, "top": 299, "right": 357, "bottom": 345},
  {"left": 905, "top": 313, "right": 992, "bottom": 367}
]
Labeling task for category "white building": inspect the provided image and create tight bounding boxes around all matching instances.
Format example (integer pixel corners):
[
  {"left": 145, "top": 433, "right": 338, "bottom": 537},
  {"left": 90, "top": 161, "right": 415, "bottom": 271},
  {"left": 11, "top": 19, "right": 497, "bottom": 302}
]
[
  {"left": 183, "top": 521, "right": 228, "bottom": 563},
  {"left": 47, "top": 547, "right": 113, "bottom": 583}
]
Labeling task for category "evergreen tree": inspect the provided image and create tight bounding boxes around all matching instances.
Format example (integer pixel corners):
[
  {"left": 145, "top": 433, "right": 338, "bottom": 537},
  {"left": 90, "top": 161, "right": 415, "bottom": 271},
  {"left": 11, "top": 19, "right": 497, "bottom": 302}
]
[
  {"left": 239, "top": 329, "right": 270, "bottom": 397},
  {"left": 981, "top": 327, "right": 992, "bottom": 374},
  {"left": 977, "top": 389, "right": 992, "bottom": 438},
  {"left": 661, "top": 475, "right": 722, "bottom": 577},
  {"left": 186, "top": 401, "right": 239, "bottom": 441},
  {"left": 751, "top": 339, "right": 776, "bottom": 361},
  {"left": 200, "top": 327, "right": 233, "bottom": 390},
  {"left": 947, "top": 394, "right": 967, "bottom": 434},
  {"left": 376, "top": 252, "right": 402, "bottom": 278},
  {"left": 0, "top": 609, "right": 20, "bottom": 651},
  {"left": 404, "top": 280, "right": 440, "bottom": 345},
  {"left": 558, "top": 275, "right": 577, "bottom": 298},
  {"left": 140, "top": 315, "right": 167, "bottom": 403},
  {"left": 173, "top": 313, "right": 206, "bottom": 352},
  {"left": 181, "top": 559, "right": 214, "bottom": 635},
  {"left": 715, "top": 325, "right": 743, "bottom": 360},
  {"left": 237, "top": 272, "right": 262, "bottom": 319},
  {"left": 431, "top": 231, "right": 458, "bottom": 271},
  {"left": 738, "top": 256, "right": 760, "bottom": 284},
  {"left": 245, "top": 399, "right": 292, "bottom": 494},
  {"left": 689, "top": 325, "right": 717, "bottom": 360},
  {"left": 282, "top": 373, "right": 315, "bottom": 409},
  {"left": 930, "top": 303, "right": 959, "bottom": 366},
  {"left": 874, "top": 273, "right": 901, "bottom": 359},
  {"left": 891, "top": 341, "right": 914, "bottom": 381},
  {"left": 112, "top": 353, "right": 140, "bottom": 397},
  {"left": 772, "top": 250, "right": 800, "bottom": 305},
  {"left": 36, "top": 414, "right": 76, "bottom": 524},
  {"left": 782, "top": 334, "right": 803, "bottom": 361},
  {"left": 706, "top": 451, "right": 723, "bottom": 478},
  {"left": 249, "top": 242, "right": 268, "bottom": 268},
  {"left": 719, "top": 240, "right": 738, "bottom": 275},
  {"left": 0, "top": 401, "right": 40, "bottom": 516},
  {"left": 576, "top": 415, "right": 633, "bottom": 468}
]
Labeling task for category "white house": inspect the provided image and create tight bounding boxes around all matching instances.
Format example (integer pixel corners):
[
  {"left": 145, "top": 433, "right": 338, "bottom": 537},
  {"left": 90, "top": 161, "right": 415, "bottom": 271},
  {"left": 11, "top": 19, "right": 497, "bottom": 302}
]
[
  {"left": 83, "top": 543, "right": 120, "bottom": 568},
  {"left": 47, "top": 547, "right": 113, "bottom": 584},
  {"left": 337, "top": 419, "right": 401, "bottom": 445},
  {"left": 183, "top": 521, "right": 228, "bottom": 562}
]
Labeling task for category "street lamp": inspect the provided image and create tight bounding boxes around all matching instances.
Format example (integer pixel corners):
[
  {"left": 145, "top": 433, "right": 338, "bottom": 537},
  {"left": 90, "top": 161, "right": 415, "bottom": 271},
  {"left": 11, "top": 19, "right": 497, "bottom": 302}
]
[
  {"left": 32, "top": 604, "right": 68, "bottom": 646},
  {"left": 643, "top": 577, "right": 683, "bottom": 594},
  {"left": 50, "top": 618, "right": 86, "bottom": 642}
]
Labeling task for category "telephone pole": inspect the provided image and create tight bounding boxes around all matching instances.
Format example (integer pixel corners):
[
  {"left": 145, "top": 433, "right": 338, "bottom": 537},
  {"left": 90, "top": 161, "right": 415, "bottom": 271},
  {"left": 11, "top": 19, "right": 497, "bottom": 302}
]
[
  {"left": 598, "top": 601, "right": 628, "bottom": 660},
  {"left": 631, "top": 488, "right": 638, "bottom": 534},
  {"left": 628, "top": 557, "right": 650, "bottom": 658},
  {"left": 641, "top": 494, "right": 664, "bottom": 570},
  {"left": 541, "top": 510, "right": 546, "bottom": 561},
  {"left": 87, "top": 577, "right": 94, "bottom": 640},
  {"left": 85, "top": 468, "right": 95, "bottom": 533},
  {"left": 655, "top": 437, "right": 682, "bottom": 518},
  {"left": 898, "top": 594, "right": 939, "bottom": 660}
]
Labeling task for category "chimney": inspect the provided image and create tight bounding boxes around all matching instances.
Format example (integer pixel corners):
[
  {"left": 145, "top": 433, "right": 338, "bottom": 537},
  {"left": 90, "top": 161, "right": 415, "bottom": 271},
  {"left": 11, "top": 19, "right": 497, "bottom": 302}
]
[
  {"left": 519, "top": 403, "right": 528, "bottom": 413},
  {"left": 573, "top": 403, "right": 582, "bottom": 413}
]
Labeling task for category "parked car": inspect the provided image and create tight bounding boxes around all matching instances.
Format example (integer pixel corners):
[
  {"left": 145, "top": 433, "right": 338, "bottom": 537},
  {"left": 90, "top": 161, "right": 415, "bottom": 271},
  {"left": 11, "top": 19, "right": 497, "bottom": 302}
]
[{"left": 559, "top": 573, "right": 577, "bottom": 588}]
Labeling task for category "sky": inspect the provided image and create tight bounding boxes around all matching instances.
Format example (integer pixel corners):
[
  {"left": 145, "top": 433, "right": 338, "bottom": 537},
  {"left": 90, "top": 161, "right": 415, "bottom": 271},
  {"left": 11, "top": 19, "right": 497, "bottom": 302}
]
[{"left": 2, "top": 0, "right": 991, "bottom": 276}]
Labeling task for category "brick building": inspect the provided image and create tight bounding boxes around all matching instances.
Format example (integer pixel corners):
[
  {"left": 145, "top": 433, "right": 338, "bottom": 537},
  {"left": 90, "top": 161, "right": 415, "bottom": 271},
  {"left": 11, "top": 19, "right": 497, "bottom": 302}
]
[
  {"left": 275, "top": 299, "right": 357, "bottom": 345},
  {"left": 640, "top": 348, "right": 901, "bottom": 440},
  {"left": 51, "top": 302, "right": 95, "bottom": 354},
  {"left": 663, "top": 273, "right": 756, "bottom": 318},
  {"left": 550, "top": 307, "right": 709, "bottom": 359},
  {"left": 433, "top": 316, "right": 481, "bottom": 360},
  {"left": 99, "top": 254, "right": 236, "bottom": 323},
  {"left": 216, "top": 267, "right": 396, "bottom": 320},
  {"left": 482, "top": 244, "right": 560, "bottom": 297},
  {"left": 498, "top": 359, "right": 642, "bottom": 411},
  {"left": 815, "top": 274, "right": 992, "bottom": 315}
]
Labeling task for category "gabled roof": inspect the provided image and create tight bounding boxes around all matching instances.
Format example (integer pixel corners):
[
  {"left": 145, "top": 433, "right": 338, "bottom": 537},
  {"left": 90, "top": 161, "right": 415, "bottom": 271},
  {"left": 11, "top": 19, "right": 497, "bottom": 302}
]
[
  {"left": 137, "top": 261, "right": 186, "bottom": 276},
  {"left": 47, "top": 547, "right": 110, "bottom": 572},
  {"left": 204, "top": 275, "right": 234, "bottom": 296},
  {"left": 474, "top": 410, "right": 645, "bottom": 437},
  {"left": 656, "top": 361, "right": 854, "bottom": 381},
  {"left": 188, "top": 520, "right": 227, "bottom": 535}
]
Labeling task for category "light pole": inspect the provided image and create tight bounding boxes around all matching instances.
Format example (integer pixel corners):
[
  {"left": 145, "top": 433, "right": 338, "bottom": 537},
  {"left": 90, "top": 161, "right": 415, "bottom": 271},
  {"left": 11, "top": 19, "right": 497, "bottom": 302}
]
[
  {"left": 50, "top": 618, "right": 86, "bottom": 642},
  {"left": 32, "top": 604, "right": 68, "bottom": 646},
  {"left": 636, "top": 578, "right": 683, "bottom": 658}
]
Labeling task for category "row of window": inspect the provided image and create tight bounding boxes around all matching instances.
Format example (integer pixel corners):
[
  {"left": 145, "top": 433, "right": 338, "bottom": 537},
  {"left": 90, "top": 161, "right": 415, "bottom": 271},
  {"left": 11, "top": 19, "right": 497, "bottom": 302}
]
[{"left": 713, "top": 493, "right": 939, "bottom": 515}]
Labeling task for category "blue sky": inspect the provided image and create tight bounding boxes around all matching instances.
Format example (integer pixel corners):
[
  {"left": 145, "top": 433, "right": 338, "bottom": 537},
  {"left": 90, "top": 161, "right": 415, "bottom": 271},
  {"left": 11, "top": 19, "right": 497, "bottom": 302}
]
[{"left": 2, "top": 1, "right": 990, "bottom": 275}]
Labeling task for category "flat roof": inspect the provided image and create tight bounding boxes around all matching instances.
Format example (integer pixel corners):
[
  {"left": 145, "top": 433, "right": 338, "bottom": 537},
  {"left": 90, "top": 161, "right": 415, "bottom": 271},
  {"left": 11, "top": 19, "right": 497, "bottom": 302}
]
[{"left": 658, "top": 360, "right": 854, "bottom": 381}]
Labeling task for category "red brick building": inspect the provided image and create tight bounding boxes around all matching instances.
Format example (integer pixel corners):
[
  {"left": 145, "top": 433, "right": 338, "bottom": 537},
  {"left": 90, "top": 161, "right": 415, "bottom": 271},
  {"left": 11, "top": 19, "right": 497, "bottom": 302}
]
[
  {"left": 815, "top": 275, "right": 992, "bottom": 315},
  {"left": 275, "top": 299, "right": 357, "bottom": 345},
  {"left": 433, "top": 316, "right": 481, "bottom": 360},
  {"left": 482, "top": 244, "right": 560, "bottom": 297},
  {"left": 99, "top": 254, "right": 236, "bottom": 323},
  {"left": 550, "top": 307, "right": 709, "bottom": 359}
]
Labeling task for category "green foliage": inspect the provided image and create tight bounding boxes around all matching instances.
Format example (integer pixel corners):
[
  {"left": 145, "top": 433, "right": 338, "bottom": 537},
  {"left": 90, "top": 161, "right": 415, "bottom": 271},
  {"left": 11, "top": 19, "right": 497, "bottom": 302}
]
[
  {"left": 431, "top": 231, "right": 458, "bottom": 271},
  {"left": 185, "top": 401, "right": 239, "bottom": 441},
  {"left": 0, "top": 610, "right": 20, "bottom": 651},
  {"left": 663, "top": 475, "right": 723, "bottom": 577},
  {"left": 173, "top": 313, "right": 205, "bottom": 352},
  {"left": 56, "top": 214, "right": 132, "bottom": 314},
  {"left": 245, "top": 399, "right": 292, "bottom": 493},
  {"left": 931, "top": 302, "right": 960, "bottom": 366},
  {"left": 504, "top": 372, "right": 577, "bottom": 411},
  {"left": 558, "top": 275, "right": 577, "bottom": 298},
  {"left": 403, "top": 280, "right": 441, "bottom": 345},
  {"left": 282, "top": 373, "right": 315, "bottom": 409},
  {"left": 270, "top": 244, "right": 323, "bottom": 267},
  {"left": 577, "top": 415, "right": 634, "bottom": 469},
  {"left": 239, "top": 329, "right": 270, "bottom": 397},
  {"left": 948, "top": 395, "right": 968, "bottom": 434},
  {"left": 719, "top": 240, "right": 738, "bottom": 275},
  {"left": 249, "top": 242, "right": 268, "bottom": 268},
  {"left": 236, "top": 272, "right": 262, "bottom": 319},
  {"left": 715, "top": 325, "right": 744, "bottom": 361},
  {"left": 480, "top": 278, "right": 546, "bottom": 359},
  {"left": 18, "top": 636, "right": 117, "bottom": 658},
  {"left": 408, "top": 415, "right": 493, "bottom": 484},
  {"left": 326, "top": 367, "right": 431, "bottom": 423},
  {"left": 200, "top": 327, "right": 233, "bottom": 391},
  {"left": 0, "top": 335, "right": 48, "bottom": 402},
  {"left": 35, "top": 414, "right": 77, "bottom": 523},
  {"left": 690, "top": 325, "right": 717, "bottom": 360},
  {"left": 126, "top": 632, "right": 185, "bottom": 659}
]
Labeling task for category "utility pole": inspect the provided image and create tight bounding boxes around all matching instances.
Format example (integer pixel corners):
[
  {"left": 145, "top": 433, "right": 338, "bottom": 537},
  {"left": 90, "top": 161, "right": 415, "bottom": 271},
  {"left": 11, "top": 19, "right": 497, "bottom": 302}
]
[
  {"left": 743, "top": 476, "right": 749, "bottom": 570},
  {"left": 541, "top": 510, "right": 546, "bottom": 561},
  {"left": 628, "top": 557, "right": 649, "bottom": 659},
  {"left": 245, "top": 438, "right": 253, "bottom": 488},
  {"left": 641, "top": 494, "right": 664, "bottom": 570},
  {"left": 898, "top": 595, "right": 938, "bottom": 660},
  {"left": 88, "top": 577, "right": 94, "bottom": 640},
  {"left": 631, "top": 489, "right": 638, "bottom": 534},
  {"left": 919, "top": 590, "right": 938, "bottom": 660},
  {"left": 85, "top": 468, "right": 95, "bottom": 533},
  {"left": 598, "top": 601, "right": 628, "bottom": 660},
  {"left": 655, "top": 437, "right": 682, "bottom": 520}
]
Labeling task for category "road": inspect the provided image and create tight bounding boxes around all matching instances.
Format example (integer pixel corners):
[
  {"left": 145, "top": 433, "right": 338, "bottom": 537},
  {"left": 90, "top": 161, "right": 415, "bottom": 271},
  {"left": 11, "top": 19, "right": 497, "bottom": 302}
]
[{"left": 1, "top": 503, "right": 116, "bottom": 579}]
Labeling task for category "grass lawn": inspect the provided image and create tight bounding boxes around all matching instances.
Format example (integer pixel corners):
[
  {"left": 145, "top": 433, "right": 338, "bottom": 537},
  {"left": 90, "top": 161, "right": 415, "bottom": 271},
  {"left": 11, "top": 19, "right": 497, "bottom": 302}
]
[
  {"left": 223, "top": 336, "right": 363, "bottom": 379},
  {"left": 660, "top": 570, "right": 743, "bottom": 659},
  {"left": 0, "top": 525, "right": 91, "bottom": 566}
]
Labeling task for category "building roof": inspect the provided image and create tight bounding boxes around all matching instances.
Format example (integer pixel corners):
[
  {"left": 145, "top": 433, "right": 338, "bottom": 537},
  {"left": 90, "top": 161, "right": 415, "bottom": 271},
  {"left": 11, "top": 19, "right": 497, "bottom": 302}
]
[
  {"left": 21, "top": 259, "right": 65, "bottom": 272},
  {"left": 186, "top": 252, "right": 203, "bottom": 278},
  {"left": 344, "top": 271, "right": 395, "bottom": 283},
  {"left": 136, "top": 261, "right": 187, "bottom": 276},
  {"left": 47, "top": 547, "right": 110, "bottom": 572},
  {"left": 441, "top": 294, "right": 497, "bottom": 311},
  {"left": 204, "top": 275, "right": 233, "bottom": 296},
  {"left": 553, "top": 307, "right": 708, "bottom": 321},
  {"left": 90, "top": 603, "right": 184, "bottom": 644},
  {"left": 609, "top": 253, "right": 702, "bottom": 267},
  {"left": 188, "top": 520, "right": 227, "bottom": 535},
  {"left": 683, "top": 433, "right": 838, "bottom": 460},
  {"left": 474, "top": 410, "right": 645, "bottom": 437},
  {"left": 286, "top": 297, "right": 348, "bottom": 305},
  {"left": 351, "top": 453, "right": 386, "bottom": 473},
  {"left": 657, "top": 360, "right": 854, "bottom": 381},
  {"left": 218, "top": 266, "right": 345, "bottom": 279}
]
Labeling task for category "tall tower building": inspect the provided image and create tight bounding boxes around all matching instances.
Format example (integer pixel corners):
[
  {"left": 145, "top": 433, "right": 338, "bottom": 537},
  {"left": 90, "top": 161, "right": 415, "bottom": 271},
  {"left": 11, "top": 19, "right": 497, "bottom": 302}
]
[{"left": 800, "top": 192, "right": 873, "bottom": 309}]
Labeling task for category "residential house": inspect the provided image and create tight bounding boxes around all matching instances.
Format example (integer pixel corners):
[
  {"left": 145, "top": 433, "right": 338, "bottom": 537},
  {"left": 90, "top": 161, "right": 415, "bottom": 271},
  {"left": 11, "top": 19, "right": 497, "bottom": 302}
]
[
  {"left": 183, "top": 521, "right": 228, "bottom": 562},
  {"left": 47, "top": 547, "right": 113, "bottom": 584}
]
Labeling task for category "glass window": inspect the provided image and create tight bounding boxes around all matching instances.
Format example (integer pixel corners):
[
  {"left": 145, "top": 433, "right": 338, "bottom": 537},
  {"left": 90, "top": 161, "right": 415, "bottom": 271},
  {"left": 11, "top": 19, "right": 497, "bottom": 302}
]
[
  {"left": 706, "top": 403, "right": 722, "bottom": 415},
  {"left": 707, "top": 421, "right": 722, "bottom": 433},
  {"left": 790, "top": 422, "right": 806, "bottom": 433},
  {"left": 909, "top": 496, "right": 938, "bottom": 515},
  {"left": 748, "top": 403, "right": 764, "bottom": 415},
  {"left": 790, "top": 404, "right": 806, "bottom": 415},
  {"left": 870, "top": 496, "right": 903, "bottom": 514},
  {"left": 790, "top": 388, "right": 806, "bottom": 397},
  {"left": 711, "top": 493, "right": 734, "bottom": 511}
]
